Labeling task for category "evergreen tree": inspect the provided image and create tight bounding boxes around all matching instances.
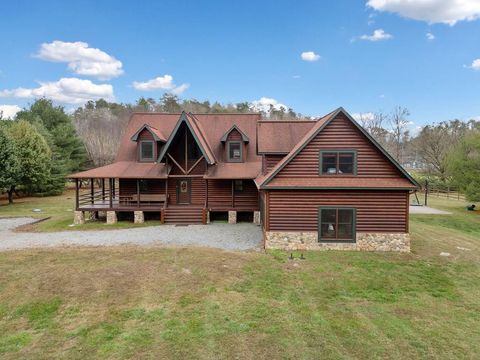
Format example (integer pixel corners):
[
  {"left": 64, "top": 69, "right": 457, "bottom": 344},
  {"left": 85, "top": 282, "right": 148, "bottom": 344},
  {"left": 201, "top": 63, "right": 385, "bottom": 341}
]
[{"left": 16, "top": 99, "right": 87, "bottom": 173}]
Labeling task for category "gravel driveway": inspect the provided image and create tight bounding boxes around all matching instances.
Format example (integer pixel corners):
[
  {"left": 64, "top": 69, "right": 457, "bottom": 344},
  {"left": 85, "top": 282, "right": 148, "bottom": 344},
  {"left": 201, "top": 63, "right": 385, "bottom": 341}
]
[{"left": 0, "top": 217, "right": 263, "bottom": 252}]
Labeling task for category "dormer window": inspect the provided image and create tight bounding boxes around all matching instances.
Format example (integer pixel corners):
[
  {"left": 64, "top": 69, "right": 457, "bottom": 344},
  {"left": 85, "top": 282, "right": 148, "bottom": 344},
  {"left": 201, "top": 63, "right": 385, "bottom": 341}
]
[
  {"left": 228, "top": 141, "right": 242, "bottom": 162},
  {"left": 140, "top": 140, "right": 155, "bottom": 161},
  {"left": 320, "top": 150, "right": 356, "bottom": 175}
]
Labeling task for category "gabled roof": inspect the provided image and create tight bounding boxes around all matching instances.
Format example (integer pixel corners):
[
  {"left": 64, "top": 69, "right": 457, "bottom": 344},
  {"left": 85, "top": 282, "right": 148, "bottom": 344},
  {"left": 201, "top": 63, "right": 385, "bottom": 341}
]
[
  {"left": 257, "top": 120, "right": 316, "bottom": 154},
  {"left": 157, "top": 112, "right": 216, "bottom": 165},
  {"left": 220, "top": 125, "right": 250, "bottom": 143},
  {"left": 259, "top": 107, "right": 419, "bottom": 189},
  {"left": 130, "top": 124, "right": 166, "bottom": 142}
]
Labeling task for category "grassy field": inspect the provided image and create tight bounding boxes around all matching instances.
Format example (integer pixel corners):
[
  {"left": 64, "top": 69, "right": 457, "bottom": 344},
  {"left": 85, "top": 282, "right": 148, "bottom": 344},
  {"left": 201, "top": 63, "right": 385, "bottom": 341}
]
[
  {"left": 0, "top": 196, "right": 479, "bottom": 359},
  {"left": 0, "top": 190, "right": 161, "bottom": 232}
]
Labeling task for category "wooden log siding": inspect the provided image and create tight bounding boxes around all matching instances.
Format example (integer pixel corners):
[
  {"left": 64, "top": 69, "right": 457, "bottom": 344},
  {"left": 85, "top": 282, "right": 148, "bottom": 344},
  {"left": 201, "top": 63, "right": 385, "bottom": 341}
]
[
  {"left": 207, "top": 180, "right": 232, "bottom": 208},
  {"left": 264, "top": 154, "right": 285, "bottom": 173},
  {"left": 277, "top": 114, "right": 401, "bottom": 178},
  {"left": 207, "top": 180, "right": 259, "bottom": 210},
  {"left": 234, "top": 180, "right": 259, "bottom": 209},
  {"left": 167, "top": 177, "right": 205, "bottom": 205},
  {"left": 267, "top": 190, "right": 409, "bottom": 233}
]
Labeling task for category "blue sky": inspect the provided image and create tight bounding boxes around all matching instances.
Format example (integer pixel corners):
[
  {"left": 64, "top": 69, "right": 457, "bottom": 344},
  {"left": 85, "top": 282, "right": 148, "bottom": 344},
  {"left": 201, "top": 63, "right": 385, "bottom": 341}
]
[{"left": 0, "top": 0, "right": 479, "bottom": 127}]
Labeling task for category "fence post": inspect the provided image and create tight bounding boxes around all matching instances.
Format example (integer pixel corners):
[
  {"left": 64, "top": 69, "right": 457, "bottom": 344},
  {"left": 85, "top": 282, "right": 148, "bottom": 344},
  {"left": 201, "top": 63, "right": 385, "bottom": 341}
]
[
  {"left": 447, "top": 186, "right": 450, "bottom": 199},
  {"left": 424, "top": 180, "right": 428, "bottom": 206}
]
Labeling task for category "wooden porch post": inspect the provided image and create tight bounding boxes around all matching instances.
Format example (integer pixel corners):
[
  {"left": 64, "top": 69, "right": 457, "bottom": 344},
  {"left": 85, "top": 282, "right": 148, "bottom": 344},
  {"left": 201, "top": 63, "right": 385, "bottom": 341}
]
[
  {"left": 165, "top": 179, "right": 168, "bottom": 208},
  {"left": 90, "top": 178, "right": 94, "bottom": 204},
  {"left": 136, "top": 179, "right": 140, "bottom": 208},
  {"left": 112, "top": 179, "right": 115, "bottom": 199},
  {"left": 231, "top": 180, "right": 235, "bottom": 208},
  {"left": 102, "top": 178, "right": 105, "bottom": 200},
  {"left": 205, "top": 179, "right": 208, "bottom": 208},
  {"left": 75, "top": 178, "right": 79, "bottom": 209},
  {"left": 109, "top": 178, "right": 113, "bottom": 208}
]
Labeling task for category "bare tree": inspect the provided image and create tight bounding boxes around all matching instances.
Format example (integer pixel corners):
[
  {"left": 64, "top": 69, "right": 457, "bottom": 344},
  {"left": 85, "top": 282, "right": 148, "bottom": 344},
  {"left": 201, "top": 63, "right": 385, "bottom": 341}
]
[
  {"left": 73, "top": 107, "right": 131, "bottom": 167},
  {"left": 389, "top": 106, "right": 410, "bottom": 163}
]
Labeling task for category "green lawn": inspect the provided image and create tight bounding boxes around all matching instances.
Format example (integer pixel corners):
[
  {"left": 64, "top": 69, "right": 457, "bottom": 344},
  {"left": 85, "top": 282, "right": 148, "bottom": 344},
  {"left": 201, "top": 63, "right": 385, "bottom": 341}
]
[
  {"left": 0, "top": 195, "right": 479, "bottom": 359},
  {"left": 0, "top": 190, "right": 161, "bottom": 232}
]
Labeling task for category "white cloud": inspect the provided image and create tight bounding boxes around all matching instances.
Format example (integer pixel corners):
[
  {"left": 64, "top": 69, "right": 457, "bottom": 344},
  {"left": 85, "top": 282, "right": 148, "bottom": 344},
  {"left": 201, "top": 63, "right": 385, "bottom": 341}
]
[
  {"left": 251, "top": 97, "right": 289, "bottom": 113},
  {"left": 35, "top": 41, "right": 123, "bottom": 80},
  {"left": 292, "top": 75, "right": 301, "bottom": 79},
  {"left": 352, "top": 112, "right": 375, "bottom": 122},
  {"left": 426, "top": 32, "right": 435, "bottom": 40},
  {"left": 468, "top": 58, "right": 480, "bottom": 70},
  {"left": 132, "top": 74, "right": 190, "bottom": 95},
  {"left": 0, "top": 104, "right": 22, "bottom": 119},
  {"left": 0, "top": 77, "right": 114, "bottom": 104},
  {"left": 367, "top": 0, "right": 480, "bottom": 26},
  {"left": 359, "top": 29, "right": 393, "bottom": 41},
  {"left": 301, "top": 51, "right": 321, "bottom": 62}
]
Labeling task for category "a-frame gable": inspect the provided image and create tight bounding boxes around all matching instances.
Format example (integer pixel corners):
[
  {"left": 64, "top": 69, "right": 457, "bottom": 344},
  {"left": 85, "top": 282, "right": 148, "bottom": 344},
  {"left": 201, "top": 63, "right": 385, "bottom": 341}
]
[
  {"left": 157, "top": 112, "right": 216, "bottom": 165},
  {"left": 260, "top": 107, "right": 419, "bottom": 188}
]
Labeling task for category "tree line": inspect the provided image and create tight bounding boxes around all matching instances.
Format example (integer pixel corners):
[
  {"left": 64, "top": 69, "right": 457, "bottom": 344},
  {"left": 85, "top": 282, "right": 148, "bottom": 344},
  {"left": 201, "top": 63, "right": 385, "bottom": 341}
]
[{"left": 1, "top": 96, "right": 479, "bottom": 202}]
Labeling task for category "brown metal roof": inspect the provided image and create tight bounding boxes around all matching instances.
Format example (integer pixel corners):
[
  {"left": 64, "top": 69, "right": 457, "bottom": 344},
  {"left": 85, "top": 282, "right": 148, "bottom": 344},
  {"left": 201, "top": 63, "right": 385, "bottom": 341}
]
[
  {"left": 263, "top": 177, "right": 417, "bottom": 189},
  {"left": 115, "top": 112, "right": 262, "bottom": 164},
  {"left": 205, "top": 162, "right": 262, "bottom": 179},
  {"left": 68, "top": 161, "right": 169, "bottom": 179},
  {"left": 130, "top": 124, "right": 167, "bottom": 142},
  {"left": 257, "top": 120, "right": 316, "bottom": 154}
]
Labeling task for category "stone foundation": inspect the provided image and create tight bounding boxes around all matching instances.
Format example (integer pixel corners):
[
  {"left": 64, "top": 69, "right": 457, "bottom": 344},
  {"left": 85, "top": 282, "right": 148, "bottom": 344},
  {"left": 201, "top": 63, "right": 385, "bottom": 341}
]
[
  {"left": 106, "top": 211, "right": 117, "bottom": 225},
  {"left": 228, "top": 211, "right": 237, "bottom": 224},
  {"left": 265, "top": 231, "right": 410, "bottom": 252},
  {"left": 73, "top": 211, "right": 85, "bottom": 225},
  {"left": 253, "top": 211, "right": 261, "bottom": 225},
  {"left": 134, "top": 211, "right": 144, "bottom": 224},
  {"left": 206, "top": 210, "right": 210, "bottom": 224}
]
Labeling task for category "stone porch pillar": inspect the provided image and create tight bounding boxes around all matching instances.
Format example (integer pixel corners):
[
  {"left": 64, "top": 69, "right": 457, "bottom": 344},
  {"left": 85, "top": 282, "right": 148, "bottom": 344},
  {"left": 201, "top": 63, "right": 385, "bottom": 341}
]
[
  {"left": 253, "top": 211, "right": 261, "bottom": 225},
  {"left": 134, "top": 211, "right": 145, "bottom": 224},
  {"left": 73, "top": 211, "right": 85, "bottom": 225},
  {"left": 228, "top": 210, "right": 237, "bottom": 224},
  {"left": 106, "top": 211, "right": 117, "bottom": 225}
]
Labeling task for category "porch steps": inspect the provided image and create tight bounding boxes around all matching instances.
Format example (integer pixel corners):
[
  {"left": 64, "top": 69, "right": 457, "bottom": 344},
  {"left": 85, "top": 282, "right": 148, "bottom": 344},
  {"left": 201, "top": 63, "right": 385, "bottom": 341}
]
[{"left": 164, "top": 206, "right": 204, "bottom": 224}]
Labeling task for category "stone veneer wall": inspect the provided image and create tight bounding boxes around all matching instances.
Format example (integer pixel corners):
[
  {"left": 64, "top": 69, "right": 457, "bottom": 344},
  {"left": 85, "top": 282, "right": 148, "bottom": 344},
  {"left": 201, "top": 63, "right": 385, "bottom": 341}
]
[{"left": 265, "top": 231, "right": 410, "bottom": 252}]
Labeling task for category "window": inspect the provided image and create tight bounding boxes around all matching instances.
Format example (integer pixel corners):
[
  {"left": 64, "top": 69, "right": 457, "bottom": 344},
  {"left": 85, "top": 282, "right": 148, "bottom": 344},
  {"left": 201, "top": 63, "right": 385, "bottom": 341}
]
[
  {"left": 320, "top": 151, "right": 355, "bottom": 175},
  {"left": 319, "top": 208, "right": 355, "bottom": 242},
  {"left": 140, "top": 141, "right": 154, "bottom": 161},
  {"left": 228, "top": 141, "right": 242, "bottom": 162},
  {"left": 234, "top": 180, "right": 243, "bottom": 191}
]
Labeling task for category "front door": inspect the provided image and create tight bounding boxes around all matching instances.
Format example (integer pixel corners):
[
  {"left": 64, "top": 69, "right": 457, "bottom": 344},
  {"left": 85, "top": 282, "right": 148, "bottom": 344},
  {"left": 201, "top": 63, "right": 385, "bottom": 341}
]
[{"left": 176, "top": 179, "right": 191, "bottom": 204}]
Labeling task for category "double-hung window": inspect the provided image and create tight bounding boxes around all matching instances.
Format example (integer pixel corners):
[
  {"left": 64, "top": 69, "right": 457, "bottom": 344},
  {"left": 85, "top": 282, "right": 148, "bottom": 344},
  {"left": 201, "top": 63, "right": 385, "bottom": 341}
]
[
  {"left": 320, "top": 151, "right": 356, "bottom": 175},
  {"left": 319, "top": 208, "right": 356, "bottom": 242},
  {"left": 140, "top": 140, "right": 155, "bottom": 161}
]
